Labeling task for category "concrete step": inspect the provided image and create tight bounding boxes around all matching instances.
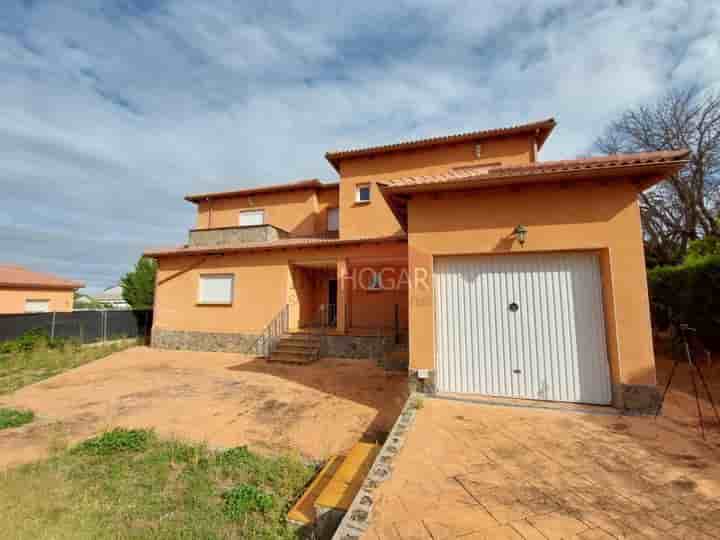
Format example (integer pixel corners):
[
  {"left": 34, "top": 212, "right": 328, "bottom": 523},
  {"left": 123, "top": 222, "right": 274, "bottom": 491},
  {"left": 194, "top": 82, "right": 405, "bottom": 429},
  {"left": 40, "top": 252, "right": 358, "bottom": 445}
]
[
  {"left": 286, "top": 441, "right": 380, "bottom": 534},
  {"left": 281, "top": 335, "right": 322, "bottom": 345},
  {"left": 287, "top": 455, "right": 344, "bottom": 526},
  {"left": 275, "top": 341, "right": 320, "bottom": 351},
  {"left": 273, "top": 345, "right": 319, "bottom": 357},
  {"left": 269, "top": 351, "right": 318, "bottom": 364},
  {"left": 315, "top": 441, "right": 380, "bottom": 512}
]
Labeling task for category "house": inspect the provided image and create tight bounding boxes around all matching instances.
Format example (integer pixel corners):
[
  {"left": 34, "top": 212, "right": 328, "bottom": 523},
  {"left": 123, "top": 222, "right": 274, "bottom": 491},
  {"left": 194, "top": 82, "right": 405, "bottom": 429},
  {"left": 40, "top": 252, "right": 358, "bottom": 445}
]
[
  {"left": 92, "top": 285, "right": 131, "bottom": 310},
  {"left": 145, "top": 118, "right": 689, "bottom": 411},
  {"left": 0, "top": 264, "right": 84, "bottom": 314}
]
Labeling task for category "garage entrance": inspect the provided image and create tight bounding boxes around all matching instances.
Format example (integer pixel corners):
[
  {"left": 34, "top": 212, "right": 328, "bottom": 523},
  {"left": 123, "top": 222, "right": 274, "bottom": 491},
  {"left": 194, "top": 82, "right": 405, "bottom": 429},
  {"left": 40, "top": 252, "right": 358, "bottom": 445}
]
[{"left": 433, "top": 252, "right": 611, "bottom": 404}]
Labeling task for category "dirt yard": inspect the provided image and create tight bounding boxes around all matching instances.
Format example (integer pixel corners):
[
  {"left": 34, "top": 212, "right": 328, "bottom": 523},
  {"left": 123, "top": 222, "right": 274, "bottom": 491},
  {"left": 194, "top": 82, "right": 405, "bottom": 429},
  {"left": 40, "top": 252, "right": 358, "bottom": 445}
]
[{"left": 0, "top": 347, "right": 408, "bottom": 469}]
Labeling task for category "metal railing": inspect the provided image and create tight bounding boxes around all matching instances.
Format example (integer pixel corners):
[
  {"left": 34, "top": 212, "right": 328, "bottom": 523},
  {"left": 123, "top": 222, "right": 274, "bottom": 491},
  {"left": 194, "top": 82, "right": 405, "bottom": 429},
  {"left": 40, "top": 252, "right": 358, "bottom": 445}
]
[
  {"left": 248, "top": 304, "right": 289, "bottom": 357},
  {"left": 311, "top": 303, "right": 337, "bottom": 328}
]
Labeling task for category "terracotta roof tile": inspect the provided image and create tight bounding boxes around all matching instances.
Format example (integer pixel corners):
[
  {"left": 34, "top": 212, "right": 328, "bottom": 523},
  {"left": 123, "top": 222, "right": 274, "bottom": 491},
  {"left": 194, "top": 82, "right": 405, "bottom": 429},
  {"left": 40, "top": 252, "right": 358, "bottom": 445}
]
[
  {"left": 144, "top": 233, "right": 407, "bottom": 258},
  {"left": 0, "top": 264, "right": 84, "bottom": 290},
  {"left": 185, "top": 179, "right": 339, "bottom": 203},
  {"left": 380, "top": 149, "right": 691, "bottom": 191},
  {"left": 325, "top": 118, "right": 556, "bottom": 171}
]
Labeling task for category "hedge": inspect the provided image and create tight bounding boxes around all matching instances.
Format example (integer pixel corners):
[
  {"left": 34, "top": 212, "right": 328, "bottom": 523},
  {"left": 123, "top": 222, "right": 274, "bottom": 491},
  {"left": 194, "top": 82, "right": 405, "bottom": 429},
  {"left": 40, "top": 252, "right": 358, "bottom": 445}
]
[{"left": 647, "top": 254, "right": 720, "bottom": 349}]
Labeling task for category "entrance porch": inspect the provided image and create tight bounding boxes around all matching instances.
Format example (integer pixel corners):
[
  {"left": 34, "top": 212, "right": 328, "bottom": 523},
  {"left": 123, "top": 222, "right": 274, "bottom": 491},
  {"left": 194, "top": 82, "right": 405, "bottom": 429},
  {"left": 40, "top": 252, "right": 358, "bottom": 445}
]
[{"left": 288, "top": 257, "right": 409, "bottom": 339}]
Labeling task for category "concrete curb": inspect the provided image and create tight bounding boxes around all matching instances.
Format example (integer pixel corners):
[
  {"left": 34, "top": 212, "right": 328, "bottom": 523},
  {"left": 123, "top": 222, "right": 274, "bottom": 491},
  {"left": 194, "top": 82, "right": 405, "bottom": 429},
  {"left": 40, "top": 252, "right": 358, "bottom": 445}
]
[{"left": 331, "top": 393, "right": 421, "bottom": 540}]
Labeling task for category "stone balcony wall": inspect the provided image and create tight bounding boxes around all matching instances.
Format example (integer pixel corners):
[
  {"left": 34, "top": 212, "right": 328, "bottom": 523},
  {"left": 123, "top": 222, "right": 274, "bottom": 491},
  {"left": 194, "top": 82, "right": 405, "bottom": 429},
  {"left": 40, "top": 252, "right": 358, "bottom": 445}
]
[{"left": 188, "top": 225, "right": 289, "bottom": 246}]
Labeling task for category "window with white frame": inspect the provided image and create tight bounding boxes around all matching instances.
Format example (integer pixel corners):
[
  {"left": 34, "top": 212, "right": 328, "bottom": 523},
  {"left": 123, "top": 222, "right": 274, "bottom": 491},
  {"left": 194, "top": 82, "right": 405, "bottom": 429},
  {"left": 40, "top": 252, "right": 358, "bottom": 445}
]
[
  {"left": 25, "top": 299, "right": 50, "bottom": 313},
  {"left": 198, "top": 274, "right": 234, "bottom": 304},
  {"left": 355, "top": 184, "right": 371, "bottom": 203},
  {"left": 238, "top": 209, "right": 264, "bottom": 226},
  {"left": 327, "top": 207, "right": 339, "bottom": 231}
]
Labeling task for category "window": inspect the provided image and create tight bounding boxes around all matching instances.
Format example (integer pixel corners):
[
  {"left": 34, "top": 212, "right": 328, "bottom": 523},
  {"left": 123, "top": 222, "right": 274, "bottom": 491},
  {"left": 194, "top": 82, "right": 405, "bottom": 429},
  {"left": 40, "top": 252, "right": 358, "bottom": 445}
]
[
  {"left": 355, "top": 184, "right": 371, "bottom": 203},
  {"left": 239, "top": 209, "right": 264, "bottom": 226},
  {"left": 198, "top": 274, "right": 234, "bottom": 305},
  {"left": 327, "top": 207, "right": 339, "bottom": 231},
  {"left": 25, "top": 299, "right": 49, "bottom": 313},
  {"left": 368, "top": 271, "right": 382, "bottom": 290}
]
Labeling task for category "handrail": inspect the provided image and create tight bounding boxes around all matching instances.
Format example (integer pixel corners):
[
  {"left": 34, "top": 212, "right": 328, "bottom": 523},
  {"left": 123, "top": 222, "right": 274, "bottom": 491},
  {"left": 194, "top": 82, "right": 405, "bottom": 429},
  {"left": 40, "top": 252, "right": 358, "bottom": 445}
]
[
  {"left": 247, "top": 304, "right": 289, "bottom": 357},
  {"left": 310, "top": 303, "right": 337, "bottom": 328}
]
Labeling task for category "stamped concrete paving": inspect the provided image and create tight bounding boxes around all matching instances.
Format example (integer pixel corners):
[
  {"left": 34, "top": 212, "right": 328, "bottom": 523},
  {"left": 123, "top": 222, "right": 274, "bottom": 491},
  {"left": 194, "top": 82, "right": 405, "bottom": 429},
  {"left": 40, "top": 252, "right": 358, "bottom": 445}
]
[
  {"left": 0, "top": 347, "right": 407, "bottom": 469},
  {"left": 365, "top": 397, "right": 720, "bottom": 540}
]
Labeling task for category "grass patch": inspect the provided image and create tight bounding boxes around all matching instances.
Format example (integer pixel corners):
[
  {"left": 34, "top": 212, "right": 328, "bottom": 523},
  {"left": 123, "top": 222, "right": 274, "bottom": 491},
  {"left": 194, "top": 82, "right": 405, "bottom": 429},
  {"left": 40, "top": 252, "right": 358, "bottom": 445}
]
[
  {"left": 72, "top": 428, "right": 152, "bottom": 455},
  {"left": 0, "top": 332, "right": 136, "bottom": 395},
  {"left": 1, "top": 430, "right": 314, "bottom": 539},
  {"left": 0, "top": 407, "right": 34, "bottom": 430}
]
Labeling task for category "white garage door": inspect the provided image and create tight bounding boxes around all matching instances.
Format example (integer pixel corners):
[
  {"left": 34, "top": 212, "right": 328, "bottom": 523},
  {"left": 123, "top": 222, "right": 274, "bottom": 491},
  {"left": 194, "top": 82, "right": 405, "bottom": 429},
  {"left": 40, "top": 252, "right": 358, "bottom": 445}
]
[{"left": 434, "top": 252, "right": 611, "bottom": 404}]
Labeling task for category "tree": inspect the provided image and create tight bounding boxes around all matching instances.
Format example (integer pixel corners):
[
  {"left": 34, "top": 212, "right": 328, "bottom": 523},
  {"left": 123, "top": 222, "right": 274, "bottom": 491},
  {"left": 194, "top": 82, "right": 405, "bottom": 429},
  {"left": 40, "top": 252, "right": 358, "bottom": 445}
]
[
  {"left": 121, "top": 257, "right": 157, "bottom": 309},
  {"left": 594, "top": 86, "right": 720, "bottom": 266}
]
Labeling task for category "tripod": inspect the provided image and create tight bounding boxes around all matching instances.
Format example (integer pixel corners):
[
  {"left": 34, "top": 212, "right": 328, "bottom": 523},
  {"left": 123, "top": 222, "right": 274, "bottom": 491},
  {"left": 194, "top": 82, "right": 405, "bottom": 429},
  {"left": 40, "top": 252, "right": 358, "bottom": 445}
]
[{"left": 655, "top": 324, "right": 720, "bottom": 439}]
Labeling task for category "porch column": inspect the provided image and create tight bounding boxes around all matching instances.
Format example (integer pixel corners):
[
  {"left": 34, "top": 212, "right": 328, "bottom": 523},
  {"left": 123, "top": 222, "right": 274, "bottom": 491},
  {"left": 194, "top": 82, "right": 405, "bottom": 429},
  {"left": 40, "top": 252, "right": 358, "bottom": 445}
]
[{"left": 337, "top": 258, "right": 349, "bottom": 334}]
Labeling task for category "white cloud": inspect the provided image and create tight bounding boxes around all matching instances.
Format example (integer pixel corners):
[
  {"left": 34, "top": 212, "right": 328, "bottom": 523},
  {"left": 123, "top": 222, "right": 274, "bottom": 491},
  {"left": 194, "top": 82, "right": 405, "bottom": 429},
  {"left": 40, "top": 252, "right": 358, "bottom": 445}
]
[{"left": 1, "top": 0, "right": 718, "bottom": 289}]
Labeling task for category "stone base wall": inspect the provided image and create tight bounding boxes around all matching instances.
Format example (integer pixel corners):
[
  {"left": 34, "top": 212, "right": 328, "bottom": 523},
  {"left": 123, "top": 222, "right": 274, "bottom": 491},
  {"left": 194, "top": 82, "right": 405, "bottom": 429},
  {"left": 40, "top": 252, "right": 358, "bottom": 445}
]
[
  {"left": 614, "top": 383, "right": 661, "bottom": 415},
  {"left": 319, "top": 335, "right": 395, "bottom": 359},
  {"left": 152, "top": 328, "right": 260, "bottom": 354}
]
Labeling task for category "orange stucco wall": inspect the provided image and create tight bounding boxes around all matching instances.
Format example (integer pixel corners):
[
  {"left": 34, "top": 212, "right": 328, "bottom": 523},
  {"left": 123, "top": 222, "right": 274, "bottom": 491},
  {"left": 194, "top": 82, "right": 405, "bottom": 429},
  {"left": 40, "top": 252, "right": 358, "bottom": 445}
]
[
  {"left": 153, "top": 241, "right": 408, "bottom": 335},
  {"left": 406, "top": 178, "right": 655, "bottom": 396},
  {"left": 195, "top": 187, "right": 339, "bottom": 236},
  {"left": 0, "top": 288, "right": 74, "bottom": 314},
  {"left": 337, "top": 135, "right": 535, "bottom": 240}
]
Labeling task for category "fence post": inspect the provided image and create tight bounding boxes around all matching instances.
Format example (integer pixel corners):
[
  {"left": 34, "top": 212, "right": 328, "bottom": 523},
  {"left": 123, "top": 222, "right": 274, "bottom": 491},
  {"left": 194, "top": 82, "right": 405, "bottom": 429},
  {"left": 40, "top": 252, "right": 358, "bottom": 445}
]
[{"left": 50, "top": 311, "right": 56, "bottom": 342}]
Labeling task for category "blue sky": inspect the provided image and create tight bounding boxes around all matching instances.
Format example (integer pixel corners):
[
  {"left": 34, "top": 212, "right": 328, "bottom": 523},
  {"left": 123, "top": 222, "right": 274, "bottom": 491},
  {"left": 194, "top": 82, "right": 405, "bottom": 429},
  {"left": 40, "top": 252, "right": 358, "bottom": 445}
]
[{"left": 2, "top": 0, "right": 719, "bottom": 292}]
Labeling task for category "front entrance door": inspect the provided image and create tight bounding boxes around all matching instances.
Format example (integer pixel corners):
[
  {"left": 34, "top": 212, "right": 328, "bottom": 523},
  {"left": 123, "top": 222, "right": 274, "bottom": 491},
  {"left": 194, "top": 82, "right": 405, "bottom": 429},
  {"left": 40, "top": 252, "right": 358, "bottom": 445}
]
[{"left": 328, "top": 279, "right": 338, "bottom": 326}]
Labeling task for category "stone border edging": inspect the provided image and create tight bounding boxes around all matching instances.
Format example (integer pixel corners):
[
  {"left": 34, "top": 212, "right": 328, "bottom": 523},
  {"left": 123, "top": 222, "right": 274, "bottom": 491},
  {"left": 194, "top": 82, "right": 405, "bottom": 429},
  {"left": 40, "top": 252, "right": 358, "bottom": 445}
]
[{"left": 331, "top": 392, "right": 421, "bottom": 540}]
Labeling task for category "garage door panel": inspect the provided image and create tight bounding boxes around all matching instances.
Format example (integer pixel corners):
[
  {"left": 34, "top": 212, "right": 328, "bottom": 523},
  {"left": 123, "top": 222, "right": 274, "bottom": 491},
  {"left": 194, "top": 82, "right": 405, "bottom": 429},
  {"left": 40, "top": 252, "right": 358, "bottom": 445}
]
[{"left": 434, "top": 252, "right": 611, "bottom": 405}]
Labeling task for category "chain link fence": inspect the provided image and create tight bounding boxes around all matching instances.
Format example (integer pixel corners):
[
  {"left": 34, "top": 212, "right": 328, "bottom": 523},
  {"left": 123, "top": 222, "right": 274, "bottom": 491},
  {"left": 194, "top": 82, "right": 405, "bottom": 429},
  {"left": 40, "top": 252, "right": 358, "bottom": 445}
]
[{"left": 0, "top": 310, "right": 153, "bottom": 344}]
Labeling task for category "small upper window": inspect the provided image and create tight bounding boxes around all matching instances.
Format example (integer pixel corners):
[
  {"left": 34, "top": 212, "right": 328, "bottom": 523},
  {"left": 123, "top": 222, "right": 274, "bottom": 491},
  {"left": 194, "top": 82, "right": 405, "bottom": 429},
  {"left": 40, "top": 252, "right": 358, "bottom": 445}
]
[
  {"left": 239, "top": 209, "right": 264, "bottom": 226},
  {"left": 327, "top": 207, "right": 339, "bottom": 231},
  {"left": 198, "top": 274, "right": 234, "bottom": 305},
  {"left": 25, "top": 299, "right": 50, "bottom": 313},
  {"left": 356, "top": 184, "right": 371, "bottom": 203}
]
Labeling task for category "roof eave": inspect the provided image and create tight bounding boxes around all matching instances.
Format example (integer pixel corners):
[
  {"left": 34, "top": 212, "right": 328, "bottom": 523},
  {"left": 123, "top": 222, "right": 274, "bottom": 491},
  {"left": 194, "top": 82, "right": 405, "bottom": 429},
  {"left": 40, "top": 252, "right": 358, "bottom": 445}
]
[
  {"left": 379, "top": 159, "right": 690, "bottom": 196},
  {"left": 184, "top": 179, "right": 339, "bottom": 203},
  {"left": 144, "top": 234, "right": 408, "bottom": 258}
]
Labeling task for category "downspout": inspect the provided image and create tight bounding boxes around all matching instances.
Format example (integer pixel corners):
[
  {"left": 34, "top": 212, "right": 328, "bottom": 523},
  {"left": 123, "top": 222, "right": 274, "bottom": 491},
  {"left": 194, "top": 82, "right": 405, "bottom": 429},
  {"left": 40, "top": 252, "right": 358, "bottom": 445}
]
[{"left": 207, "top": 197, "right": 213, "bottom": 228}]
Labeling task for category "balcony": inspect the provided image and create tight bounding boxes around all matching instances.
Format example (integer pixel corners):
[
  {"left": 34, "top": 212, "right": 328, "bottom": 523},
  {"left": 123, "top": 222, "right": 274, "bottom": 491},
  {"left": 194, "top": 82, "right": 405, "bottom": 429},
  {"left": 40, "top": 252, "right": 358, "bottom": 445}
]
[{"left": 188, "top": 225, "right": 289, "bottom": 247}]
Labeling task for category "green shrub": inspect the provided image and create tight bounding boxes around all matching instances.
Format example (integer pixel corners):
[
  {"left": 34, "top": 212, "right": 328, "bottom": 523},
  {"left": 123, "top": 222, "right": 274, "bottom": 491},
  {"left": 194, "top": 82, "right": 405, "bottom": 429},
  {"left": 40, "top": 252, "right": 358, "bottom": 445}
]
[
  {"left": 0, "top": 329, "right": 80, "bottom": 355},
  {"left": 222, "top": 484, "right": 275, "bottom": 519},
  {"left": 648, "top": 254, "right": 720, "bottom": 348},
  {"left": 0, "top": 408, "right": 35, "bottom": 430},
  {"left": 73, "top": 428, "right": 153, "bottom": 455}
]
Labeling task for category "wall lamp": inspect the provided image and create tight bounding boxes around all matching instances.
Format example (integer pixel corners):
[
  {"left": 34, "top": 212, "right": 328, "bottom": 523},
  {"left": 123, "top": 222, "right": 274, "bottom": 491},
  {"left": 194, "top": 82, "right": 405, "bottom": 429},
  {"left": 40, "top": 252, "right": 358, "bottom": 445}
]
[{"left": 513, "top": 225, "right": 528, "bottom": 246}]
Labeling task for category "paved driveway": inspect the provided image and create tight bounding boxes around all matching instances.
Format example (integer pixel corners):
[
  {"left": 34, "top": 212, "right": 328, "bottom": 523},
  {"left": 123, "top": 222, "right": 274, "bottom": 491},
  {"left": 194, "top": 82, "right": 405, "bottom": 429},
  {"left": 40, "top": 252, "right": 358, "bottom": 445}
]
[
  {"left": 365, "top": 397, "right": 720, "bottom": 540},
  {"left": 0, "top": 347, "right": 407, "bottom": 469}
]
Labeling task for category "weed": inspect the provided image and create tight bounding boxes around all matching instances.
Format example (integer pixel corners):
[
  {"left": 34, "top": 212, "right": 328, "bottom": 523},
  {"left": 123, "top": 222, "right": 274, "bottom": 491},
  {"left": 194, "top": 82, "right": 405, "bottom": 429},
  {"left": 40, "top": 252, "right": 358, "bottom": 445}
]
[
  {"left": 73, "top": 428, "right": 153, "bottom": 455},
  {"left": 411, "top": 396, "right": 424, "bottom": 410},
  {"left": 0, "top": 407, "right": 34, "bottom": 429},
  {"left": 222, "top": 484, "right": 276, "bottom": 519}
]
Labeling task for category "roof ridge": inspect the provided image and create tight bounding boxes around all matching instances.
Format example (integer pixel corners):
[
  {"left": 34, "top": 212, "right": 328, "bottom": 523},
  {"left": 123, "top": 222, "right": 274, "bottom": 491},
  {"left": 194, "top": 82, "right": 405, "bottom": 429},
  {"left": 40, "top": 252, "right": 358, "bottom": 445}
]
[{"left": 325, "top": 118, "right": 557, "bottom": 171}]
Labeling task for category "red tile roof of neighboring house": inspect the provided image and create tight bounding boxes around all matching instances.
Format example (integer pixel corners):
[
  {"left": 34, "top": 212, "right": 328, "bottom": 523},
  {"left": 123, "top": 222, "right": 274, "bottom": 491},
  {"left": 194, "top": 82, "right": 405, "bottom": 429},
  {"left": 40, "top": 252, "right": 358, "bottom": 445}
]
[
  {"left": 144, "top": 233, "right": 408, "bottom": 258},
  {"left": 325, "top": 118, "right": 557, "bottom": 171},
  {"left": 380, "top": 149, "right": 691, "bottom": 193},
  {"left": 185, "top": 179, "right": 339, "bottom": 203},
  {"left": 0, "top": 264, "right": 84, "bottom": 290}
]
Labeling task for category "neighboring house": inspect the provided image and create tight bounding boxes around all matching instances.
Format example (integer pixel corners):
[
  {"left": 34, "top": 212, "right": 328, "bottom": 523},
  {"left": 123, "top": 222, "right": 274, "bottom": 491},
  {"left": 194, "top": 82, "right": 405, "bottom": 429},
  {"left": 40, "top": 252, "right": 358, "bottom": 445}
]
[
  {"left": 93, "top": 285, "right": 131, "bottom": 309},
  {"left": 145, "top": 118, "right": 689, "bottom": 412},
  {"left": 0, "top": 264, "right": 84, "bottom": 314}
]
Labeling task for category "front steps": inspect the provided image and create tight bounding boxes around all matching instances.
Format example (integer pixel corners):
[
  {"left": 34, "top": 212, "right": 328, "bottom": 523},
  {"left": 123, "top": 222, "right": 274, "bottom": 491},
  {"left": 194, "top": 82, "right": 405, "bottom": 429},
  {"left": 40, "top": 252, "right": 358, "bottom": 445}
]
[
  {"left": 288, "top": 441, "right": 380, "bottom": 538},
  {"left": 269, "top": 333, "right": 321, "bottom": 364}
]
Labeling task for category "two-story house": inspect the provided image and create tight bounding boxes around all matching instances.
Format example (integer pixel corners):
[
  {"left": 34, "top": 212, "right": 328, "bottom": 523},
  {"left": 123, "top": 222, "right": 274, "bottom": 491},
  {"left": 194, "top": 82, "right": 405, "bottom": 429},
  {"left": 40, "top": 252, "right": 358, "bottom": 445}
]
[{"left": 145, "top": 118, "right": 689, "bottom": 412}]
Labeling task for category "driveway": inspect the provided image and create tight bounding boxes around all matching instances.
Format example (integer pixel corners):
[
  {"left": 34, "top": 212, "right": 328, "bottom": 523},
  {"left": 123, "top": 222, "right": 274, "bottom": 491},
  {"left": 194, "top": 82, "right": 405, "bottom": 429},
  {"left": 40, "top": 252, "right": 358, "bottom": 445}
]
[
  {"left": 0, "top": 347, "right": 407, "bottom": 469},
  {"left": 365, "top": 397, "right": 720, "bottom": 540}
]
